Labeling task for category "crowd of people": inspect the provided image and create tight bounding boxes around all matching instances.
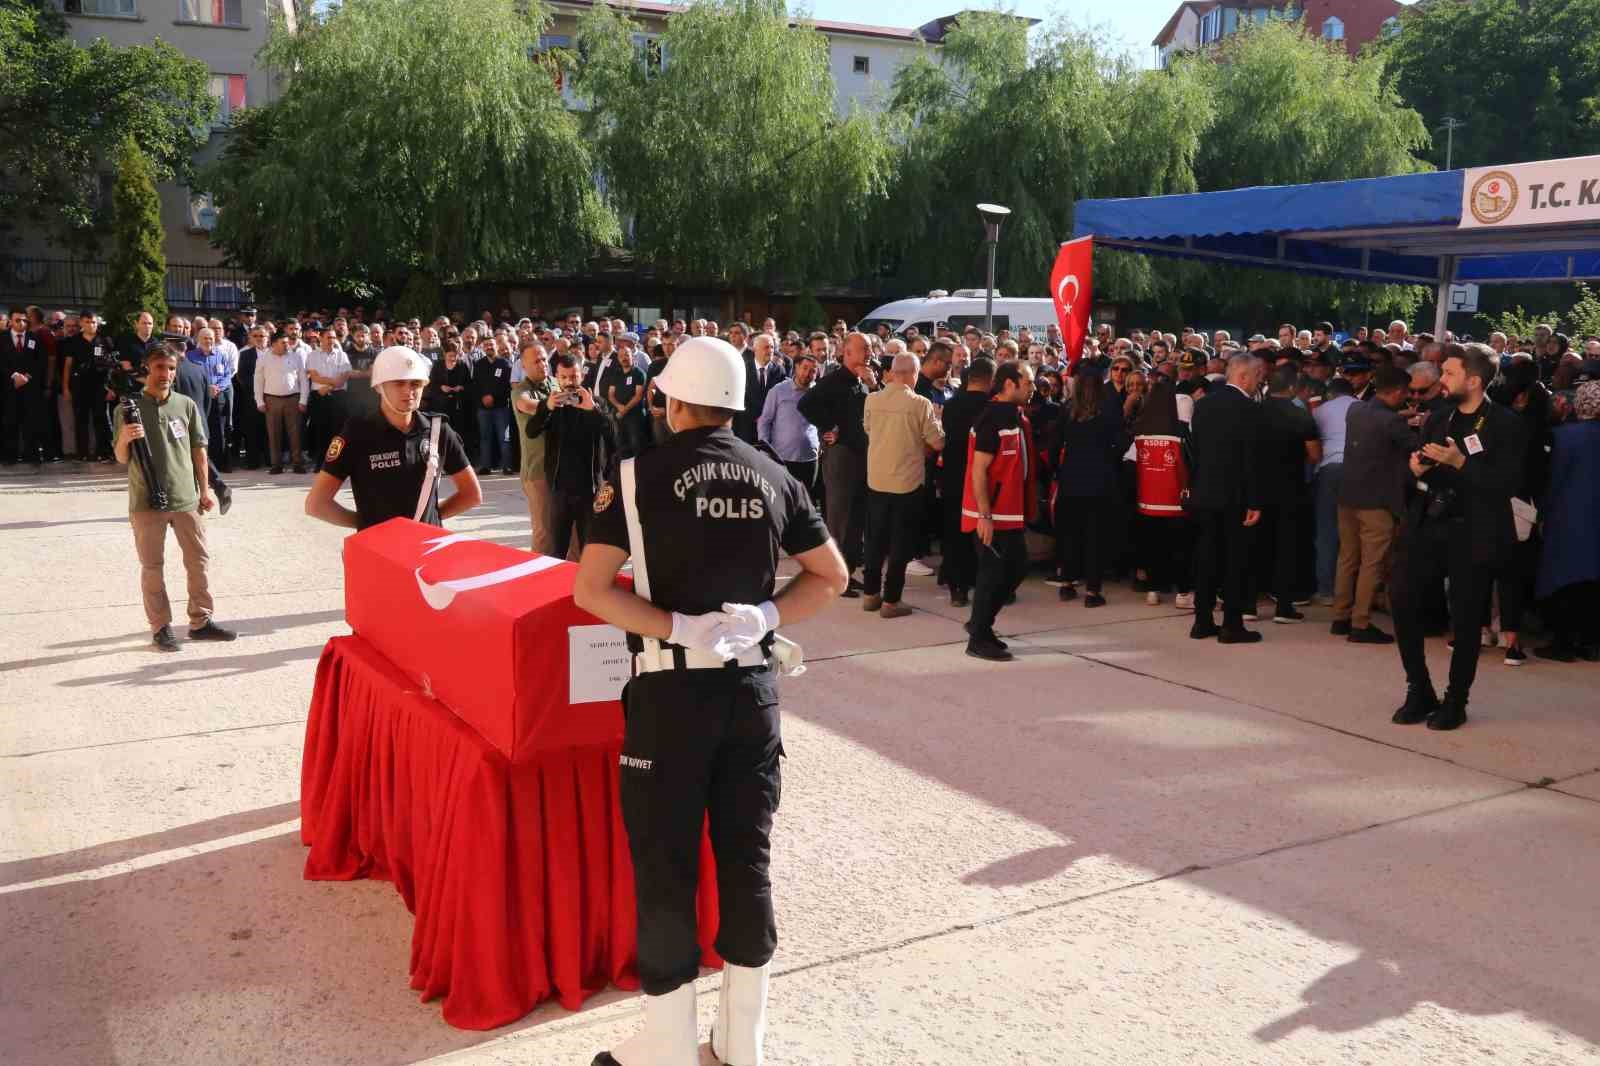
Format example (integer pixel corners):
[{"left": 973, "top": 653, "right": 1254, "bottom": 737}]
[{"left": 7, "top": 301, "right": 1599, "bottom": 705}]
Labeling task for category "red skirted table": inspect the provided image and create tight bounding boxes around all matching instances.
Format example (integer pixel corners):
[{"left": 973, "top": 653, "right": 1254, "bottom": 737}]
[{"left": 300, "top": 519, "right": 725, "bottom": 1031}]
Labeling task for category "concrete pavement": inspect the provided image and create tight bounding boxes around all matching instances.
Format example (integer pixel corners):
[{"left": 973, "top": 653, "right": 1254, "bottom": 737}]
[{"left": 2, "top": 463, "right": 1597, "bottom": 1065}]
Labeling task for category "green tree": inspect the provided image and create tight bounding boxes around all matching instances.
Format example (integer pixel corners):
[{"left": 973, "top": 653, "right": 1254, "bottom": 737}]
[
  {"left": 1475, "top": 304, "right": 1561, "bottom": 340},
  {"left": 880, "top": 13, "right": 1212, "bottom": 298},
  {"left": 201, "top": 0, "right": 616, "bottom": 297},
  {"left": 1376, "top": 0, "right": 1600, "bottom": 171},
  {"left": 1156, "top": 20, "right": 1430, "bottom": 322},
  {"left": 100, "top": 138, "right": 168, "bottom": 335},
  {"left": 575, "top": 0, "right": 892, "bottom": 309},
  {"left": 1567, "top": 284, "right": 1600, "bottom": 340},
  {"left": 0, "top": 0, "right": 212, "bottom": 249}
]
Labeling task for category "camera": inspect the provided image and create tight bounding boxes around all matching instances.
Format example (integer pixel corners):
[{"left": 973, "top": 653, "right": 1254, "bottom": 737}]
[
  {"left": 108, "top": 362, "right": 171, "bottom": 511},
  {"left": 554, "top": 387, "right": 583, "bottom": 407}
]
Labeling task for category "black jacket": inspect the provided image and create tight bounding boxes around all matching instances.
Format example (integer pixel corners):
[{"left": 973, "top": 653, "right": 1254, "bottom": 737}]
[
  {"left": 1404, "top": 399, "right": 1526, "bottom": 564},
  {"left": 471, "top": 356, "right": 513, "bottom": 408},
  {"left": 1338, "top": 398, "right": 1415, "bottom": 516},
  {"left": 939, "top": 389, "right": 990, "bottom": 494},
  {"left": 526, "top": 400, "right": 615, "bottom": 495},
  {"left": 1, "top": 330, "right": 46, "bottom": 394},
  {"left": 797, "top": 365, "right": 870, "bottom": 454},
  {"left": 1051, "top": 404, "right": 1128, "bottom": 498},
  {"left": 1187, "top": 384, "right": 1262, "bottom": 512},
  {"left": 1259, "top": 396, "right": 1318, "bottom": 499},
  {"left": 736, "top": 355, "right": 789, "bottom": 443}
]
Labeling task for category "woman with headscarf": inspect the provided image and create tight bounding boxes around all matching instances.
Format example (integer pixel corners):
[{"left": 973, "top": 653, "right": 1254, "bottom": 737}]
[
  {"left": 1534, "top": 381, "right": 1600, "bottom": 661},
  {"left": 1130, "top": 375, "right": 1195, "bottom": 609}
]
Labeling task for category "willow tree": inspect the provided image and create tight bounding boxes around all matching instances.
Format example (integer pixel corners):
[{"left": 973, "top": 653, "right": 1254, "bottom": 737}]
[
  {"left": 1160, "top": 19, "right": 1431, "bottom": 322},
  {"left": 201, "top": 0, "right": 617, "bottom": 297},
  {"left": 879, "top": 13, "right": 1212, "bottom": 299},
  {"left": 575, "top": 0, "right": 893, "bottom": 307}
]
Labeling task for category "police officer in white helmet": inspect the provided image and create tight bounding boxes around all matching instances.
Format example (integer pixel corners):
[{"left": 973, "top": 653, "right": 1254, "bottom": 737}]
[
  {"left": 304, "top": 345, "right": 482, "bottom": 530},
  {"left": 576, "top": 336, "right": 848, "bottom": 1066}
]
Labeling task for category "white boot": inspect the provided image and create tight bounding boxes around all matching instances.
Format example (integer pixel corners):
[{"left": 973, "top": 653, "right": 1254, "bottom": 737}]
[
  {"left": 599, "top": 984, "right": 699, "bottom": 1066},
  {"left": 710, "top": 962, "right": 770, "bottom": 1066}
]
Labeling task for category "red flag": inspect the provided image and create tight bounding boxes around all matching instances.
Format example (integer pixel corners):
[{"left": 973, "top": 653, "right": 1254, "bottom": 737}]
[{"left": 1050, "top": 236, "right": 1093, "bottom": 371}]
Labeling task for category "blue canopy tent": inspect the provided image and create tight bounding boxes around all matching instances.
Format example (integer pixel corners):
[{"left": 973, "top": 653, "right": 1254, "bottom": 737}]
[{"left": 1072, "top": 161, "right": 1600, "bottom": 337}]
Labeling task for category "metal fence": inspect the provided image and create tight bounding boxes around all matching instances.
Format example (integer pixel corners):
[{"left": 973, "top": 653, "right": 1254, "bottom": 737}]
[{"left": 0, "top": 257, "right": 255, "bottom": 313}]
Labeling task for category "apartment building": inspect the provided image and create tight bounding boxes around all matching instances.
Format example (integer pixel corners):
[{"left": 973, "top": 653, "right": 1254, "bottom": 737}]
[{"left": 1152, "top": 0, "right": 1402, "bottom": 67}]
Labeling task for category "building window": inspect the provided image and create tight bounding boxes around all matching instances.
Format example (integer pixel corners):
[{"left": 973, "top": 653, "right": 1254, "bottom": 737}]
[
  {"left": 1199, "top": 7, "right": 1222, "bottom": 43},
  {"left": 208, "top": 73, "right": 246, "bottom": 128},
  {"left": 1381, "top": 15, "right": 1400, "bottom": 36},
  {"left": 58, "top": 0, "right": 138, "bottom": 15},
  {"left": 1252, "top": 7, "right": 1268, "bottom": 24},
  {"left": 852, "top": 55, "right": 870, "bottom": 75},
  {"left": 631, "top": 33, "right": 665, "bottom": 75},
  {"left": 188, "top": 192, "right": 219, "bottom": 232},
  {"left": 1321, "top": 15, "right": 1344, "bottom": 39},
  {"left": 180, "top": 0, "right": 242, "bottom": 24}
]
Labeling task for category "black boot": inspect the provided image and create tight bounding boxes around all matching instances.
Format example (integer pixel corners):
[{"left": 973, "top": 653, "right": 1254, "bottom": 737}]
[
  {"left": 1391, "top": 684, "right": 1438, "bottom": 725},
  {"left": 1427, "top": 689, "right": 1468, "bottom": 731}
]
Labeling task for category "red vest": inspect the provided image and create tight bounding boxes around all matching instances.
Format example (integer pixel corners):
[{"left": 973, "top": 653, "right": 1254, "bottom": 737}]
[
  {"left": 1134, "top": 434, "right": 1188, "bottom": 518},
  {"left": 961, "top": 405, "right": 1037, "bottom": 532}
]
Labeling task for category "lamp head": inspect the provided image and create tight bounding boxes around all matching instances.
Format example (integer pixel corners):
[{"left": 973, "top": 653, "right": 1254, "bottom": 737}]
[{"left": 977, "top": 202, "right": 1011, "bottom": 241}]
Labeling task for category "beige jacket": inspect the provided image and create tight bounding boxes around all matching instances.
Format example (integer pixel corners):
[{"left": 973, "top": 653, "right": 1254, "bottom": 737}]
[{"left": 863, "top": 383, "right": 945, "bottom": 493}]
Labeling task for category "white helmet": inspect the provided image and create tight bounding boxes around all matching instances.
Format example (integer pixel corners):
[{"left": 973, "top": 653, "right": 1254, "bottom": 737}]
[
  {"left": 371, "top": 345, "right": 431, "bottom": 388},
  {"left": 653, "top": 336, "right": 745, "bottom": 411}
]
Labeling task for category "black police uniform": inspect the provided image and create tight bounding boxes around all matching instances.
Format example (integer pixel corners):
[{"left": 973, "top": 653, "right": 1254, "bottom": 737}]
[
  {"left": 321, "top": 410, "right": 470, "bottom": 530},
  {"left": 587, "top": 424, "right": 828, "bottom": 997}
]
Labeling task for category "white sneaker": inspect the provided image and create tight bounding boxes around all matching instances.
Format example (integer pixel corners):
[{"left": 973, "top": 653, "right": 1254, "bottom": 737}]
[
  {"left": 1145, "top": 591, "right": 1160, "bottom": 606},
  {"left": 1174, "top": 592, "right": 1195, "bottom": 611},
  {"left": 604, "top": 984, "right": 699, "bottom": 1066},
  {"left": 905, "top": 559, "right": 935, "bottom": 577}
]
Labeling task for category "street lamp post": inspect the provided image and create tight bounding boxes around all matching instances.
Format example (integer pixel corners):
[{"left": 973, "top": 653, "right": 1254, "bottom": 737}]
[
  {"left": 977, "top": 202, "right": 1011, "bottom": 335},
  {"left": 1437, "top": 115, "right": 1467, "bottom": 170}
]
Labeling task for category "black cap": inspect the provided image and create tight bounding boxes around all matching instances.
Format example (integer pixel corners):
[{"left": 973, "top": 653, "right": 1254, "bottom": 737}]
[
  {"left": 303, "top": 320, "right": 323, "bottom": 331},
  {"left": 160, "top": 331, "right": 189, "bottom": 346},
  {"left": 1340, "top": 357, "right": 1373, "bottom": 373},
  {"left": 1302, "top": 350, "right": 1334, "bottom": 367},
  {"left": 240, "top": 306, "right": 257, "bottom": 315}
]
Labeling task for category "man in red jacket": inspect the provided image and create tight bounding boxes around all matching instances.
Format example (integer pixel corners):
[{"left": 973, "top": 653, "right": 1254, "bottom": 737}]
[{"left": 962, "top": 360, "right": 1037, "bottom": 661}]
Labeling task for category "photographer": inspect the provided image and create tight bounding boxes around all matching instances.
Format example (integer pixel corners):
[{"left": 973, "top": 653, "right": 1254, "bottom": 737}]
[
  {"left": 525, "top": 351, "right": 614, "bottom": 560},
  {"left": 1389, "top": 344, "right": 1525, "bottom": 731},
  {"left": 112, "top": 345, "right": 237, "bottom": 652}
]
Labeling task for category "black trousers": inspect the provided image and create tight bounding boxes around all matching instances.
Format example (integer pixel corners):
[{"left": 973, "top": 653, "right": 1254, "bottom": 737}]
[
  {"left": 1138, "top": 514, "right": 1194, "bottom": 594},
  {"left": 549, "top": 488, "right": 593, "bottom": 560},
  {"left": 1546, "top": 581, "right": 1600, "bottom": 647},
  {"left": 1192, "top": 506, "right": 1253, "bottom": 626},
  {"left": 621, "top": 665, "right": 782, "bottom": 995},
  {"left": 2, "top": 387, "right": 48, "bottom": 463},
  {"left": 72, "top": 379, "right": 112, "bottom": 458},
  {"left": 1054, "top": 494, "right": 1114, "bottom": 593},
  {"left": 234, "top": 397, "right": 267, "bottom": 466},
  {"left": 863, "top": 487, "right": 921, "bottom": 602},
  {"left": 1493, "top": 535, "right": 1537, "bottom": 634},
  {"left": 970, "top": 528, "right": 1029, "bottom": 637},
  {"left": 783, "top": 458, "right": 818, "bottom": 504},
  {"left": 821, "top": 445, "right": 867, "bottom": 572},
  {"left": 1391, "top": 520, "right": 1494, "bottom": 697},
  {"left": 307, "top": 391, "right": 346, "bottom": 470},
  {"left": 940, "top": 478, "right": 975, "bottom": 594},
  {"left": 1266, "top": 491, "right": 1308, "bottom": 607},
  {"left": 208, "top": 386, "right": 234, "bottom": 470}
]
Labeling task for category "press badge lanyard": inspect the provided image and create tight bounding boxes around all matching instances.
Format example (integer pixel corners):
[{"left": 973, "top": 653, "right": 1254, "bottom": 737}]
[{"left": 412, "top": 414, "right": 444, "bottom": 523}]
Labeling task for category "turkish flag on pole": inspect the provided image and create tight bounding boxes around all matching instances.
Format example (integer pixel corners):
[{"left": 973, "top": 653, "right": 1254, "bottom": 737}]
[{"left": 1051, "top": 236, "right": 1093, "bottom": 371}]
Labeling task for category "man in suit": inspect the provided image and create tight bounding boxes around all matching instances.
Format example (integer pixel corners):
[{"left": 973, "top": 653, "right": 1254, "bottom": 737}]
[
  {"left": 736, "top": 332, "right": 787, "bottom": 443},
  {"left": 232, "top": 325, "right": 270, "bottom": 468},
  {"left": 1187, "top": 353, "right": 1265, "bottom": 643},
  {"left": 2, "top": 307, "right": 50, "bottom": 466},
  {"left": 1389, "top": 344, "right": 1525, "bottom": 731}
]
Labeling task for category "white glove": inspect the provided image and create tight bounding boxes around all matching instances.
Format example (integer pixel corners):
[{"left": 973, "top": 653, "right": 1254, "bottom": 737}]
[
  {"left": 713, "top": 601, "right": 780, "bottom": 659},
  {"left": 669, "top": 610, "right": 735, "bottom": 654}
]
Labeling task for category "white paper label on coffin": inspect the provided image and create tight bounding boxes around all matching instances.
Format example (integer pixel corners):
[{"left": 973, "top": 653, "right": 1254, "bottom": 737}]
[{"left": 412, "top": 533, "right": 566, "bottom": 610}]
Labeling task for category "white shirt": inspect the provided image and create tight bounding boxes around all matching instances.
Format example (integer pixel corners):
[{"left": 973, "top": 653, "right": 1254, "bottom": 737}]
[
  {"left": 306, "top": 346, "right": 352, "bottom": 391},
  {"left": 255, "top": 348, "right": 310, "bottom": 407}
]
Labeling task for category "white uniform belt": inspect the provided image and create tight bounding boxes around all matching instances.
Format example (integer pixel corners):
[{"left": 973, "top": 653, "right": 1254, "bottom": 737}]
[{"left": 634, "top": 646, "right": 769, "bottom": 673}]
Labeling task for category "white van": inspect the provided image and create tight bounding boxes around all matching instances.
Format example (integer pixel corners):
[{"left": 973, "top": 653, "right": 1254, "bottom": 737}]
[{"left": 856, "top": 289, "right": 1057, "bottom": 338}]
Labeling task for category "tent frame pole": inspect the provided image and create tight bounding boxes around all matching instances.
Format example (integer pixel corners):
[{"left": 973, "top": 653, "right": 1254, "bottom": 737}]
[{"left": 1433, "top": 255, "right": 1456, "bottom": 340}]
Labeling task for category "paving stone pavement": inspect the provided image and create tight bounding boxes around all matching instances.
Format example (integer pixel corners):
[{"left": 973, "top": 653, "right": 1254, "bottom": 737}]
[{"left": 2, "top": 464, "right": 1597, "bottom": 1066}]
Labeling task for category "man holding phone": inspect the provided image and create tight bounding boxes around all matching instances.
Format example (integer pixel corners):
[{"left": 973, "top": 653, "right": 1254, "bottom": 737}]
[{"left": 525, "top": 352, "right": 615, "bottom": 559}]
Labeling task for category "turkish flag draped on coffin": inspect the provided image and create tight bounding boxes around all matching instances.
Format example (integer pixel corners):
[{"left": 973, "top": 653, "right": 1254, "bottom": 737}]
[{"left": 1051, "top": 235, "right": 1093, "bottom": 371}]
